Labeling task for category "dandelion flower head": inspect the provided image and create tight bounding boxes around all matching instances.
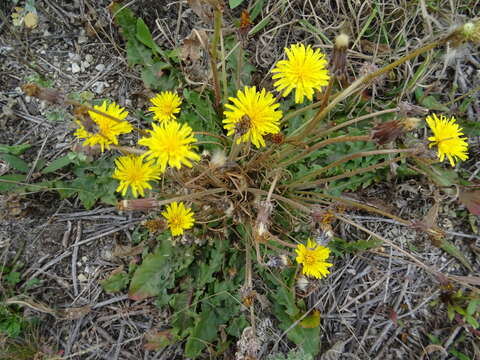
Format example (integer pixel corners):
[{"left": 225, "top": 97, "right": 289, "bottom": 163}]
[
  {"left": 223, "top": 86, "right": 282, "bottom": 148},
  {"left": 149, "top": 91, "right": 182, "bottom": 123},
  {"left": 271, "top": 43, "right": 330, "bottom": 104},
  {"left": 426, "top": 113, "right": 469, "bottom": 167},
  {"left": 295, "top": 239, "right": 333, "bottom": 279},
  {"left": 138, "top": 121, "right": 200, "bottom": 172},
  {"left": 74, "top": 101, "right": 132, "bottom": 152},
  {"left": 162, "top": 201, "right": 195, "bottom": 236},
  {"left": 112, "top": 154, "right": 162, "bottom": 198}
]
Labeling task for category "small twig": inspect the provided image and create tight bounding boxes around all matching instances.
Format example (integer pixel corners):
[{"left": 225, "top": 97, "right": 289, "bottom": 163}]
[{"left": 71, "top": 221, "right": 82, "bottom": 296}]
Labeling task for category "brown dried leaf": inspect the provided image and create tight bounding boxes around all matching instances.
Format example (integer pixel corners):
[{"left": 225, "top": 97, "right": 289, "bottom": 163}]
[
  {"left": 360, "top": 39, "right": 392, "bottom": 54},
  {"left": 113, "top": 243, "right": 144, "bottom": 257},
  {"left": 459, "top": 189, "right": 480, "bottom": 215},
  {"left": 187, "top": 0, "right": 214, "bottom": 24},
  {"left": 420, "top": 344, "right": 447, "bottom": 359},
  {"left": 181, "top": 29, "right": 209, "bottom": 62},
  {"left": 144, "top": 329, "right": 175, "bottom": 350},
  {"left": 59, "top": 305, "right": 92, "bottom": 320}
]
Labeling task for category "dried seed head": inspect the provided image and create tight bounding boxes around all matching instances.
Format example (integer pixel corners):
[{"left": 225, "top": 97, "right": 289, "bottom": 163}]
[
  {"left": 210, "top": 149, "right": 227, "bottom": 168},
  {"left": 296, "top": 275, "right": 311, "bottom": 292},
  {"left": 330, "top": 33, "right": 349, "bottom": 81},
  {"left": 266, "top": 255, "right": 290, "bottom": 268},
  {"left": 335, "top": 33, "right": 350, "bottom": 49}
]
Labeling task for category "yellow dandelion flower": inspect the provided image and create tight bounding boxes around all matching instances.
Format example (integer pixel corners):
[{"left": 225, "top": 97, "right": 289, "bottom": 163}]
[
  {"left": 223, "top": 86, "right": 282, "bottom": 148},
  {"left": 138, "top": 121, "right": 200, "bottom": 171},
  {"left": 162, "top": 201, "right": 195, "bottom": 236},
  {"left": 426, "top": 113, "right": 469, "bottom": 167},
  {"left": 149, "top": 91, "right": 182, "bottom": 123},
  {"left": 295, "top": 239, "right": 333, "bottom": 279},
  {"left": 112, "top": 155, "right": 162, "bottom": 198},
  {"left": 74, "top": 101, "right": 132, "bottom": 152},
  {"left": 271, "top": 43, "right": 330, "bottom": 104}
]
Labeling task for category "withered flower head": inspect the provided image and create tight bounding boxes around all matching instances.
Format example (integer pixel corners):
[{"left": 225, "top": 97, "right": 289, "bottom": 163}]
[
  {"left": 266, "top": 255, "right": 290, "bottom": 268},
  {"left": 144, "top": 218, "right": 166, "bottom": 233},
  {"left": 330, "top": 33, "right": 350, "bottom": 81},
  {"left": 371, "top": 118, "right": 420, "bottom": 145},
  {"left": 117, "top": 198, "right": 159, "bottom": 211},
  {"left": 238, "top": 9, "right": 252, "bottom": 41},
  {"left": 448, "top": 20, "right": 480, "bottom": 46},
  {"left": 359, "top": 62, "right": 386, "bottom": 87},
  {"left": 398, "top": 101, "right": 429, "bottom": 117},
  {"left": 22, "top": 83, "right": 65, "bottom": 105},
  {"left": 253, "top": 200, "right": 273, "bottom": 242}
]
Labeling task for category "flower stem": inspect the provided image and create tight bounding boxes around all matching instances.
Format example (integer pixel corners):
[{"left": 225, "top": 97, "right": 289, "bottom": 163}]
[
  {"left": 286, "top": 148, "right": 419, "bottom": 188},
  {"left": 210, "top": 8, "right": 223, "bottom": 116},
  {"left": 289, "top": 155, "right": 403, "bottom": 190},
  {"left": 279, "top": 135, "right": 371, "bottom": 168}
]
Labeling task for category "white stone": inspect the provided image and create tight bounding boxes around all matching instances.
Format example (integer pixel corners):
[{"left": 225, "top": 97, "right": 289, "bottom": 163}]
[
  {"left": 95, "top": 63, "right": 105, "bottom": 72},
  {"left": 78, "top": 274, "right": 88, "bottom": 282},
  {"left": 71, "top": 63, "right": 81, "bottom": 73}
]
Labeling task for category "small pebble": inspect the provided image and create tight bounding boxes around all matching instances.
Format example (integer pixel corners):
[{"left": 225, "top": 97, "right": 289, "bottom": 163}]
[
  {"left": 71, "top": 63, "right": 81, "bottom": 73},
  {"left": 95, "top": 63, "right": 105, "bottom": 72},
  {"left": 78, "top": 274, "right": 88, "bottom": 282},
  {"left": 85, "top": 54, "right": 93, "bottom": 63}
]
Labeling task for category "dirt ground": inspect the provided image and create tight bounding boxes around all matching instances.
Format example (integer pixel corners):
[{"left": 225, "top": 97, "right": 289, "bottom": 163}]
[{"left": 0, "top": 0, "right": 479, "bottom": 359}]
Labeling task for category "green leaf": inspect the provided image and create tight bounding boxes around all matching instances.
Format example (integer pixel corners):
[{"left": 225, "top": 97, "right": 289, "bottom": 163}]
[
  {"left": 184, "top": 304, "right": 221, "bottom": 358},
  {"left": 5, "top": 271, "right": 21, "bottom": 286},
  {"left": 415, "top": 87, "right": 449, "bottom": 112},
  {"left": 467, "top": 299, "right": 479, "bottom": 316},
  {"left": 128, "top": 240, "right": 176, "bottom": 300},
  {"left": 136, "top": 18, "right": 161, "bottom": 54},
  {"left": 229, "top": 0, "right": 245, "bottom": 9},
  {"left": 126, "top": 38, "right": 153, "bottom": 66},
  {"left": 299, "top": 310, "right": 321, "bottom": 328},
  {"left": 449, "top": 349, "right": 471, "bottom": 360},
  {"left": 101, "top": 271, "right": 129, "bottom": 293},
  {"left": 465, "top": 314, "right": 479, "bottom": 329},
  {"left": 0, "top": 143, "right": 31, "bottom": 155},
  {"left": 41, "top": 153, "right": 75, "bottom": 174},
  {"left": 439, "top": 238, "right": 473, "bottom": 272},
  {"left": 0, "top": 153, "right": 29, "bottom": 172},
  {"left": 0, "top": 174, "right": 26, "bottom": 192}
]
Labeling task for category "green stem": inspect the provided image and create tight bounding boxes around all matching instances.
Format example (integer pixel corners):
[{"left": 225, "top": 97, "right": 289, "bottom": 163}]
[
  {"left": 289, "top": 155, "right": 403, "bottom": 190},
  {"left": 287, "top": 148, "right": 419, "bottom": 187},
  {"left": 275, "top": 108, "right": 399, "bottom": 162},
  {"left": 279, "top": 135, "right": 370, "bottom": 168},
  {"left": 210, "top": 9, "right": 223, "bottom": 116}
]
